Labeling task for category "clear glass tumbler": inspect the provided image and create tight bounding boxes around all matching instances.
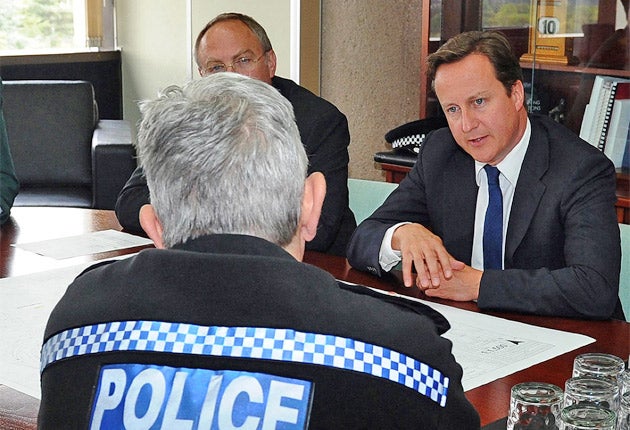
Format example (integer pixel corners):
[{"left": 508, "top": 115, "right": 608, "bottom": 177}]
[
  {"left": 563, "top": 376, "right": 620, "bottom": 412},
  {"left": 622, "top": 369, "right": 630, "bottom": 396},
  {"left": 507, "top": 382, "right": 563, "bottom": 430},
  {"left": 618, "top": 392, "right": 630, "bottom": 430},
  {"left": 560, "top": 404, "right": 616, "bottom": 429},
  {"left": 572, "top": 353, "right": 625, "bottom": 391}
]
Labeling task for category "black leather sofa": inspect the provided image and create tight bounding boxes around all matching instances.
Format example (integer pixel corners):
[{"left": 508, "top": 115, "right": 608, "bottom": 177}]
[{"left": 2, "top": 80, "right": 136, "bottom": 210}]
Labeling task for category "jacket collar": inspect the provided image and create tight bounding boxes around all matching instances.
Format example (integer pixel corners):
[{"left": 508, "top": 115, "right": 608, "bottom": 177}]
[{"left": 171, "top": 234, "right": 295, "bottom": 261}]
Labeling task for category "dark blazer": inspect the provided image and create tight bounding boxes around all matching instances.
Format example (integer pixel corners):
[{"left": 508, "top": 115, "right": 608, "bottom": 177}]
[
  {"left": 39, "top": 234, "right": 480, "bottom": 429},
  {"left": 347, "top": 115, "right": 623, "bottom": 320},
  {"left": 115, "top": 76, "right": 355, "bottom": 255}
]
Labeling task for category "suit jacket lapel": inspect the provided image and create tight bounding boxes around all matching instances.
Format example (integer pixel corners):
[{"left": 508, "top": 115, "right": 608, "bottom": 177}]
[{"left": 506, "top": 119, "right": 549, "bottom": 263}]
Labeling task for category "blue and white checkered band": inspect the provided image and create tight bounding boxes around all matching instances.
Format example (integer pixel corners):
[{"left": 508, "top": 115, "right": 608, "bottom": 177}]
[
  {"left": 41, "top": 321, "right": 450, "bottom": 407},
  {"left": 391, "top": 133, "right": 426, "bottom": 153}
]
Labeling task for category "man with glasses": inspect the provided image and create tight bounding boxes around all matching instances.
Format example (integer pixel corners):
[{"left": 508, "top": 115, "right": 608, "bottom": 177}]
[{"left": 116, "top": 12, "right": 356, "bottom": 256}]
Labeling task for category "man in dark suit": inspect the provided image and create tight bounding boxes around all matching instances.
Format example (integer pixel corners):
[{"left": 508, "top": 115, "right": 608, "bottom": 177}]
[
  {"left": 115, "top": 12, "right": 355, "bottom": 256},
  {"left": 347, "top": 31, "right": 623, "bottom": 320},
  {"left": 39, "top": 73, "right": 480, "bottom": 429}
]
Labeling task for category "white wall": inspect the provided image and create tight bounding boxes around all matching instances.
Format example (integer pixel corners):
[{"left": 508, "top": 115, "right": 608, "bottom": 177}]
[{"left": 116, "top": 0, "right": 294, "bottom": 131}]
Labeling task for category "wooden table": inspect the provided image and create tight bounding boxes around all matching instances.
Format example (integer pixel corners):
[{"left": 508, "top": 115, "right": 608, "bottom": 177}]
[
  {"left": 0, "top": 207, "right": 150, "bottom": 278},
  {"left": 1, "top": 207, "right": 629, "bottom": 428}
]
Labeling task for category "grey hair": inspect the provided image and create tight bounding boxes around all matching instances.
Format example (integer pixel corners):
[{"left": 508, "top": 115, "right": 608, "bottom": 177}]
[{"left": 135, "top": 73, "right": 307, "bottom": 248}]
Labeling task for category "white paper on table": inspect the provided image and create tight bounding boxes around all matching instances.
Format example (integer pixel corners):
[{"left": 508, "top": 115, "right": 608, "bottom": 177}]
[
  {"left": 13, "top": 229, "right": 153, "bottom": 259},
  {"left": 362, "top": 286, "right": 594, "bottom": 391},
  {"left": 0, "top": 255, "right": 135, "bottom": 399},
  {"left": 0, "top": 263, "right": 94, "bottom": 398}
]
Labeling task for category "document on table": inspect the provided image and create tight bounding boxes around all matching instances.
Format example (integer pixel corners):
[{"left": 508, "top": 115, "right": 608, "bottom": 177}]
[
  {"left": 13, "top": 229, "right": 153, "bottom": 259},
  {"left": 364, "top": 287, "right": 594, "bottom": 391},
  {"left": 0, "top": 262, "right": 96, "bottom": 398}
]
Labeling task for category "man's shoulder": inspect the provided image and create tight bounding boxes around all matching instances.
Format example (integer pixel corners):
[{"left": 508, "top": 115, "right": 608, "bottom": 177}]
[
  {"left": 271, "top": 75, "right": 315, "bottom": 99},
  {"left": 72, "top": 245, "right": 336, "bottom": 295},
  {"left": 529, "top": 114, "right": 587, "bottom": 148},
  {"left": 334, "top": 280, "right": 451, "bottom": 334},
  {"left": 528, "top": 114, "right": 614, "bottom": 163},
  {"left": 66, "top": 246, "right": 451, "bottom": 337},
  {"left": 419, "top": 126, "right": 467, "bottom": 166},
  {"left": 272, "top": 76, "right": 343, "bottom": 116},
  {"left": 421, "top": 126, "right": 457, "bottom": 149}
]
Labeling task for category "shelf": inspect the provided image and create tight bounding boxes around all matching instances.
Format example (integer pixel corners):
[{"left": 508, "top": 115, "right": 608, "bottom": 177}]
[
  {"left": 423, "top": 2, "right": 629, "bottom": 127},
  {"left": 520, "top": 61, "right": 630, "bottom": 78}
]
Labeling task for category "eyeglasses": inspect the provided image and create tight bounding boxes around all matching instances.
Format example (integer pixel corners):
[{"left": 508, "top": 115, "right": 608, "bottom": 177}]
[{"left": 202, "top": 52, "right": 267, "bottom": 76}]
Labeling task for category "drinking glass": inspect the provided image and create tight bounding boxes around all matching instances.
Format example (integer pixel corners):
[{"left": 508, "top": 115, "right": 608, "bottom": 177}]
[
  {"left": 559, "top": 404, "right": 616, "bottom": 429},
  {"left": 563, "top": 376, "right": 620, "bottom": 412},
  {"left": 507, "top": 382, "right": 563, "bottom": 430},
  {"left": 618, "top": 392, "right": 630, "bottom": 430},
  {"left": 622, "top": 369, "right": 630, "bottom": 396},
  {"left": 572, "top": 353, "right": 625, "bottom": 391}
]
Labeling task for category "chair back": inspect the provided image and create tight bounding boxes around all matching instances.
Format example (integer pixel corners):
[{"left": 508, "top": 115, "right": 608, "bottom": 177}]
[
  {"left": 3, "top": 80, "right": 97, "bottom": 187},
  {"left": 348, "top": 178, "right": 398, "bottom": 224},
  {"left": 619, "top": 223, "right": 630, "bottom": 320}
]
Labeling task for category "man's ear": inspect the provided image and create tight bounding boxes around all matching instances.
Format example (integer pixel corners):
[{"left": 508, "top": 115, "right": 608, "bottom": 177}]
[
  {"left": 139, "top": 204, "right": 165, "bottom": 249},
  {"left": 300, "top": 172, "right": 326, "bottom": 242},
  {"left": 266, "top": 49, "right": 277, "bottom": 78},
  {"left": 512, "top": 80, "right": 526, "bottom": 111}
]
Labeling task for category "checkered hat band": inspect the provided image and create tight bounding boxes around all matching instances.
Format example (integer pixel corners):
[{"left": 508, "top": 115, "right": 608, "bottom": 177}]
[
  {"left": 391, "top": 134, "right": 425, "bottom": 149},
  {"left": 41, "top": 321, "right": 449, "bottom": 407}
]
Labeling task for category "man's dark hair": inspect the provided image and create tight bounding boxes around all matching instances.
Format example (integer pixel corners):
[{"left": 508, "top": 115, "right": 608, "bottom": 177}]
[{"left": 427, "top": 30, "right": 523, "bottom": 96}]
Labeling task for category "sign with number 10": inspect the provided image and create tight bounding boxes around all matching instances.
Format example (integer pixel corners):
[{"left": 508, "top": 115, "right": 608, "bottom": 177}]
[
  {"left": 521, "top": 0, "right": 578, "bottom": 65},
  {"left": 538, "top": 16, "right": 560, "bottom": 35}
]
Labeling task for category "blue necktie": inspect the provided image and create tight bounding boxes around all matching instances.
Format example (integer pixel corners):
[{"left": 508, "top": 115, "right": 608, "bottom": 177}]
[{"left": 483, "top": 165, "right": 503, "bottom": 270}]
